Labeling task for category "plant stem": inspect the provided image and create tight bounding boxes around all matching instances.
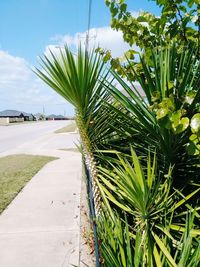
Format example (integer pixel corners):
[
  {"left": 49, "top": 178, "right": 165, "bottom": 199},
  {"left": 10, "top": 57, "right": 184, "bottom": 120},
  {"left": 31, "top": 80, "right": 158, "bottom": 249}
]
[{"left": 75, "top": 111, "right": 101, "bottom": 214}]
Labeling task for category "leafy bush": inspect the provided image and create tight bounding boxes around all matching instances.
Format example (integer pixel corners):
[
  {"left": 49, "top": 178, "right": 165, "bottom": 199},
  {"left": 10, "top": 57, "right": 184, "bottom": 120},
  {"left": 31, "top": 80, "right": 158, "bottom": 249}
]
[{"left": 103, "top": 44, "right": 200, "bottom": 189}]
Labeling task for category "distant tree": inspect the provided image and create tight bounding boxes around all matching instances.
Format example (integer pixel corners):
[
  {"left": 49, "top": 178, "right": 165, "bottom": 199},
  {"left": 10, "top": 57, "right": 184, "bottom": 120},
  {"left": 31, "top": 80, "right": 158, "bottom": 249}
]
[{"left": 39, "top": 114, "right": 46, "bottom": 120}]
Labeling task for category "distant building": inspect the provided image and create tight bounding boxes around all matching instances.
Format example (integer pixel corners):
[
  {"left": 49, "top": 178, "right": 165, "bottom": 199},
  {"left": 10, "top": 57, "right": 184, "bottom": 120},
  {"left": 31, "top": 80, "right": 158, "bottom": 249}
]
[
  {"left": 0, "top": 110, "right": 36, "bottom": 124},
  {"left": 22, "top": 112, "right": 36, "bottom": 121},
  {"left": 0, "top": 110, "right": 25, "bottom": 118},
  {"left": 46, "top": 114, "right": 69, "bottom": 120}
]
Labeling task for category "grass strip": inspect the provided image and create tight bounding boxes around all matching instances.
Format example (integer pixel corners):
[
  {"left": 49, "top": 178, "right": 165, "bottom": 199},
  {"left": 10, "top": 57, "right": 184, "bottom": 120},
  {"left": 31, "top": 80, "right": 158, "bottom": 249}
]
[
  {"left": 54, "top": 121, "right": 76, "bottom": 133},
  {"left": 0, "top": 154, "right": 57, "bottom": 213}
]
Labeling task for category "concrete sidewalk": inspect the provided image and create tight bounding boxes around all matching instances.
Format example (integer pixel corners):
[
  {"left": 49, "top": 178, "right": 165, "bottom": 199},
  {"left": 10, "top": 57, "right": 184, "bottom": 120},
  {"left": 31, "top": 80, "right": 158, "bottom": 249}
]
[{"left": 0, "top": 132, "right": 82, "bottom": 267}]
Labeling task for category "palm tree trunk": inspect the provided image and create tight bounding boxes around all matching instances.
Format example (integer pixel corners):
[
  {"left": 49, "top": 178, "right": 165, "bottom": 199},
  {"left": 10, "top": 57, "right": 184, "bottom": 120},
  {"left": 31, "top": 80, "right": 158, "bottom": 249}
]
[{"left": 75, "top": 111, "right": 101, "bottom": 214}]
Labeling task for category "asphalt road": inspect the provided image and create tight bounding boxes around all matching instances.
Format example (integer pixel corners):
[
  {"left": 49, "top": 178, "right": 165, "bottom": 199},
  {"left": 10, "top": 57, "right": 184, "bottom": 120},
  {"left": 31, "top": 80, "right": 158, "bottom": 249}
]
[{"left": 0, "top": 121, "right": 70, "bottom": 153}]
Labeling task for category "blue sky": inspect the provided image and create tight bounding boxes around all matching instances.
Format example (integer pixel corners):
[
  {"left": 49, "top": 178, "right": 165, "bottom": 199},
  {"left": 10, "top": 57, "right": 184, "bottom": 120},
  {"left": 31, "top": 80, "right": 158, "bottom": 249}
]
[{"left": 0, "top": 0, "right": 160, "bottom": 116}]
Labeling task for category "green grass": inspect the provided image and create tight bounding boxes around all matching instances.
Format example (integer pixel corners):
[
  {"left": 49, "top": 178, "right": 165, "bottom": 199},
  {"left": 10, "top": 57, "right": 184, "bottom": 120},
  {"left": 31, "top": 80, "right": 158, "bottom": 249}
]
[
  {"left": 54, "top": 121, "right": 76, "bottom": 133},
  {"left": 7, "top": 121, "right": 39, "bottom": 126},
  {"left": 0, "top": 154, "right": 57, "bottom": 213}
]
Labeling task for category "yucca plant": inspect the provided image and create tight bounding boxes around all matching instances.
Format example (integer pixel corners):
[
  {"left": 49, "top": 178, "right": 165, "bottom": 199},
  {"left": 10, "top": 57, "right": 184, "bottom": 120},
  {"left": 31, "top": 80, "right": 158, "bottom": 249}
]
[
  {"left": 97, "top": 209, "right": 200, "bottom": 266},
  {"left": 97, "top": 149, "right": 200, "bottom": 266},
  {"left": 103, "top": 44, "right": 200, "bottom": 190},
  {"left": 97, "top": 211, "right": 135, "bottom": 266},
  {"left": 35, "top": 45, "right": 111, "bottom": 213},
  {"left": 97, "top": 149, "right": 172, "bottom": 266}
]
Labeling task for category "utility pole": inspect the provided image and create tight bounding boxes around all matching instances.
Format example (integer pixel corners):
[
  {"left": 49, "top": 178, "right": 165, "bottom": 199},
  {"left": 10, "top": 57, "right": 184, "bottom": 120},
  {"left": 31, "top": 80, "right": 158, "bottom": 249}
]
[
  {"left": 42, "top": 105, "right": 45, "bottom": 120},
  {"left": 85, "top": 0, "right": 92, "bottom": 53}
]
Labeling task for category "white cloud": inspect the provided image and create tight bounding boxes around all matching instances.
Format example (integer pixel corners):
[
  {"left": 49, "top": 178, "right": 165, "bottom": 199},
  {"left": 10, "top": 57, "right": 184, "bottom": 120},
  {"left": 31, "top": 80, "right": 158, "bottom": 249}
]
[
  {"left": 0, "top": 50, "right": 73, "bottom": 115},
  {"left": 1, "top": 21, "right": 141, "bottom": 115},
  {"left": 0, "top": 51, "right": 30, "bottom": 84},
  {"left": 131, "top": 11, "right": 140, "bottom": 17},
  {"left": 48, "top": 26, "right": 138, "bottom": 58}
]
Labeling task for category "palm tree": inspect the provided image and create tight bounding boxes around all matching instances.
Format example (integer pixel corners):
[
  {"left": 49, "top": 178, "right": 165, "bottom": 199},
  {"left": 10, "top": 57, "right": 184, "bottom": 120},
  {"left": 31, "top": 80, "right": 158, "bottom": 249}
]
[{"left": 34, "top": 45, "right": 109, "bottom": 213}]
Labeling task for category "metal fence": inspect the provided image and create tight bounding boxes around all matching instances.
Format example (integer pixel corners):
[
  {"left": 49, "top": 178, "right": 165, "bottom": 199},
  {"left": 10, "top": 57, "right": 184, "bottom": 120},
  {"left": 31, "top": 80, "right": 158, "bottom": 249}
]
[{"left": 83, "top": 160, "right": 100, "bottom": 267}]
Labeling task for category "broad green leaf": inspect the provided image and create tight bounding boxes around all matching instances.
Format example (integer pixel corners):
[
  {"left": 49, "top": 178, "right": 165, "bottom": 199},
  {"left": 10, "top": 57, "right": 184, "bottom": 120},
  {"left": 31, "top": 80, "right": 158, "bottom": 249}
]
[
  {"left": 173, "top": 117, "right": 189, "bottom": 134},
  {"left": 187, "top": 141, "right": 198, "bottom": 155},
  {"left": 156, "top": 107, "right": 168, "bottom": 119},
  {"left": 189, "top": 134, "right": 197, "bottom": 141},
  {"left": 185, "top": 91, "right": 196, "bottom": 104},
  {"left": 120, "top": 3, "right": 127, "bottom": 13},
  {"left": 170, "top": 110, "right": 182, "bottom": 127},
  {"left": 191, "top": 113, "right": 200, "bottom": 133}
]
